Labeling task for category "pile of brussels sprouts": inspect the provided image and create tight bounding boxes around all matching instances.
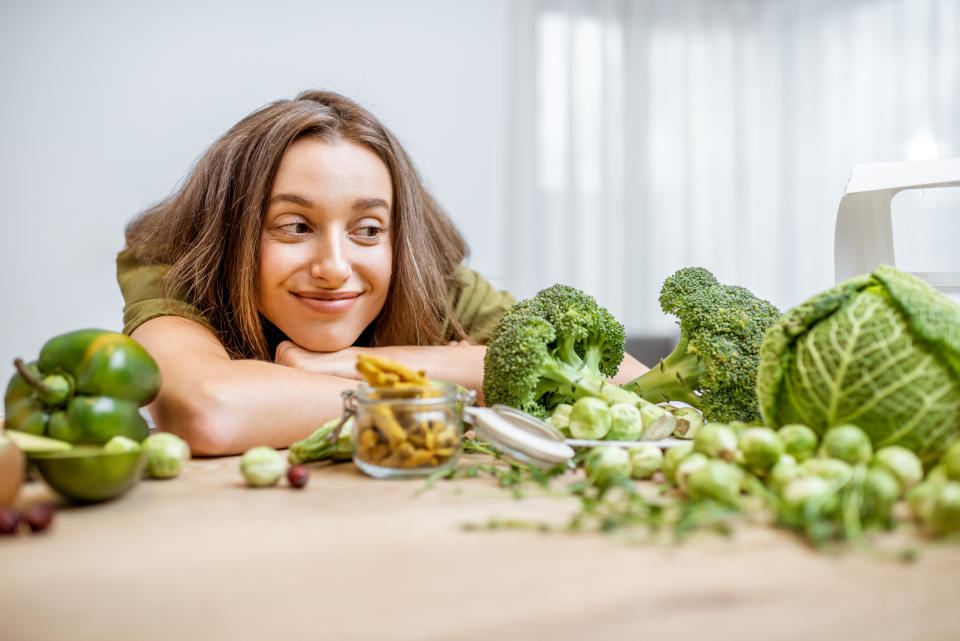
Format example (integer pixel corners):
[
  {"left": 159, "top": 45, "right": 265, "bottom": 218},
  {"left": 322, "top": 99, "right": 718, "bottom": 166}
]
[
  {"left": 576, "top": 419, "right": 960, "bottom": 545},
  {"left": 550, "top": 397, "right": 703, "bottom": 441}
]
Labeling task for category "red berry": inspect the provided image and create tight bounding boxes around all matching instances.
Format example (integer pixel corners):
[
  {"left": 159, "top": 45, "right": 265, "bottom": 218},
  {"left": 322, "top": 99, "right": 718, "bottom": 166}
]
[
  {"left": 24, "top": 504, "right": 55, "bottom": 533},
  {"left": 287, "top": 465, "right": 309, "bottom": 488},
  {"left": 0, "top": 507, "right": 20, "bottom": 535}
]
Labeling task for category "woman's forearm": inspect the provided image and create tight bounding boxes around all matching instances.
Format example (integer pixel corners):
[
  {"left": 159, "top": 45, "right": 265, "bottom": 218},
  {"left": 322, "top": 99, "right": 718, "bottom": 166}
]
[
  {"left": 133, "top": 317, "right": 355, "bottom": 456},
  {"left": 152, "top": 359, "right": 355, "bottom": 455}
]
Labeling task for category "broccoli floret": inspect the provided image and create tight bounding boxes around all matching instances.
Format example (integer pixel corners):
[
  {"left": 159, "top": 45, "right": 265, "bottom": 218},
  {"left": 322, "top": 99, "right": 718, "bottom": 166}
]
[
  {"left": 482, "top": 285, "right": 667, "bottom": 425},
  {"left": 621, "top": 267, "right": 781, "bottom": 423}
]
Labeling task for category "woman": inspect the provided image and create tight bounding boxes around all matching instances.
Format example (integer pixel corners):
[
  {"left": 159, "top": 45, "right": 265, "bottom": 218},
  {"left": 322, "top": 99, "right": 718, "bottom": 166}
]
[{"left": 119, "top": 90, "right": 645, "bottom": 455}]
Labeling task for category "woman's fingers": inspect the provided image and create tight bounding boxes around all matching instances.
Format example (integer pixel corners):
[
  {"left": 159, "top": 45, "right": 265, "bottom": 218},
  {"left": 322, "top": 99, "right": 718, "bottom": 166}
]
[{"left": 275, "top": 341, "right": 363, "bottom": 380}]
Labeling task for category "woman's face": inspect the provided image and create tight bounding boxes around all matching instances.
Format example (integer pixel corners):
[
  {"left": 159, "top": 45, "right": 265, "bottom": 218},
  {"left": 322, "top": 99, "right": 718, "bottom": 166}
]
[{"left": 258, "top": 137, "right": 393, "bottom": 352}]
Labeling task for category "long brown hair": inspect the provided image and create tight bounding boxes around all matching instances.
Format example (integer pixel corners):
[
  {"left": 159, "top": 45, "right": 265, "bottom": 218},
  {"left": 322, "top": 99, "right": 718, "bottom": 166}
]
[{"left": 125, "top": 90, "right": 468, "bottom": 360}]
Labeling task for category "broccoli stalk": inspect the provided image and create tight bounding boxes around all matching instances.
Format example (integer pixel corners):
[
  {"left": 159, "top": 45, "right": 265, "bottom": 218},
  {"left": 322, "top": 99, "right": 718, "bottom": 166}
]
[
  {"left": 620, "top": 267, "right": 780, "bottom": 423},
  {"left": 623, "top": 336, "right": 704, "bottom": 408},
  {"left": 482, "top": 284, "right": 675, "bottom": 434}
]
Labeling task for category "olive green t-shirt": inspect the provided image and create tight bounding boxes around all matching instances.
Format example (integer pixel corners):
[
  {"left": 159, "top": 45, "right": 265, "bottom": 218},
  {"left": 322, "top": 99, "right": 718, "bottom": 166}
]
[{"left": 115, "top": 249, "right": 515, "bottom": 347}]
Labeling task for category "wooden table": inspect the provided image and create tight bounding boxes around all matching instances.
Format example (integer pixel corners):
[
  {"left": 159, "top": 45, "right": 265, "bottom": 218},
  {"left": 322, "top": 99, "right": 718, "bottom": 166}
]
[{"left": 3, "top": 453, "right": 959, "bottom": 641}]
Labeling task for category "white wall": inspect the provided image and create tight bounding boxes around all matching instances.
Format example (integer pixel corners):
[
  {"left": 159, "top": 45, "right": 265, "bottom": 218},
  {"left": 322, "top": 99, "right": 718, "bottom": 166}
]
[{"left": 0, "top": 0, "right": 510, "bottom": 382}]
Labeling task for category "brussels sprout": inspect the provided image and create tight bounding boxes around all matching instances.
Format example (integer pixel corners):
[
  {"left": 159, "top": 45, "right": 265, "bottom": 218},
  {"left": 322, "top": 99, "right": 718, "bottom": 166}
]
[
  {"left": 143, "top": 432, "right": 191, "bottom": 479},
  {"left": 927, "top": 465, "right": 948, "bottom": 485},
  {"left": 782, "top": 476, "right": 833, "bottom": 511},
  {"left": 103, "top": 435, "right": 141, "bottom": 454},
  {"left": 739, "top": 427, "right": 784, "bottom": 473},
  {"left": 675, "top": 452, "right": 709, "bottom": 492},
  {"left": 941, "top": 441, "right": 960, "bottom": 482},
  {"left": 685, "top": 460, "right": 744, "bottom": 505},
  {"left": 820, "top": 424, "right": 873, "bottom": 464},
  {"left": 907, "top": 476, "right": 945, "bottom": 523},
  {"left": 569, "top": 397, "right": 612, "bottom": 440},
  {"left": 548, "top": 403, "right": 573, "bottom": 436},
  {"left": 662, "top": 443, "right": 695, "bottom": 483},
  {"left": 639, "top": 404, "right": 677, "bottom": 440},
  {"left": 873, "top": 446, "right": 924, "bottom": 495},
  {"left": 769, "top": 454, "right": 806, "bottom": 492},
  {"left": 627, "top": 444, "right": 663, "bottom": 479},
  {"left": 726, "top": 421, "right": 751, "bottom": 436},
  {"left": 584, "top": 446, "right": 631, "bottom": 489},
  {"left": 930, "top": 482, "right": 960, "bottom": 534},
  {"left": 863, "top": 466, "right": 900, "bottom": 521},
  {"left": 802, "top": 457, "right": 853, "bottom": 485},
  {"left": 606, "top": 403, "right": 644, "bottom": 441},
  {"left": 693, "top": 423, "right": 738, "bottom": 462},
  {"left": 240, "top": 446, "right": 287, "bottom": 487},
  {"left": 777, "top": 424, "right": 818, "bottom": 462},
  {"left": 673, "top": 407, "right": 704, "bottom": 439}
]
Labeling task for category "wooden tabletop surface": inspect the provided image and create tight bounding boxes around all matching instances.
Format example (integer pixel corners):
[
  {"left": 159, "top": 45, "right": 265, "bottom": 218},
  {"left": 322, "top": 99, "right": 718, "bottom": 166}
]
[{"left": 3, "top": 452, "right": 959, "bottom": 641}]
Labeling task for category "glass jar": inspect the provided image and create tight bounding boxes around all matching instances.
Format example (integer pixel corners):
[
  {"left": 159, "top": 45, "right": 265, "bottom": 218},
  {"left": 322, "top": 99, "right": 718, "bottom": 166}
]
[{"left": 344, "top": 382, "right": 476, "bottom": 479}]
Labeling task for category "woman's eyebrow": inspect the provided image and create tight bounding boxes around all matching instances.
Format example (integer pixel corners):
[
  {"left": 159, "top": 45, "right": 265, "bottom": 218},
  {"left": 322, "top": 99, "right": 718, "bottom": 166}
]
[
  {"left": 268, "top": 193, "right": 313, "bottom": 207},
  {"left": 353, "top": 198, "right": 390, "bottom": 211}
]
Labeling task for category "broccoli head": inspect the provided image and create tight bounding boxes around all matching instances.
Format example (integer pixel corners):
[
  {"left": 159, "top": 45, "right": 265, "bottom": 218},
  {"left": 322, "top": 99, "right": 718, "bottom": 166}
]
[
  {"left": 482, "top": 284, "right": 665, "bottom": 424},
  {"left": 621, "top": 267, "right": 781, "bottom": 423}
]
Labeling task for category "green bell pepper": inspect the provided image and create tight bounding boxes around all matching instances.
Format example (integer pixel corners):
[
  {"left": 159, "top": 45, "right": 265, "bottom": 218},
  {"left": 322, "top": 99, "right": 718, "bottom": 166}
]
[{"left": 4, "top": 329, "right": 161, "bottom": 444}]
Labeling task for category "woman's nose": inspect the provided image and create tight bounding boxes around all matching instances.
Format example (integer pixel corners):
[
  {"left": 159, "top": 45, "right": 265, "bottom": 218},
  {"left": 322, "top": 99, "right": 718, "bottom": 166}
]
[{"left": 309, "top": 235, "right": 351, "bottom": 285}]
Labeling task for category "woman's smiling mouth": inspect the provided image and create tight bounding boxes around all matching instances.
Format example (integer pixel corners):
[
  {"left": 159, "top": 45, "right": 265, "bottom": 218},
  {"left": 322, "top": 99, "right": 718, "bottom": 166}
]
[{"left": 291, "top": 290, "right": 361, "bottom": 314}]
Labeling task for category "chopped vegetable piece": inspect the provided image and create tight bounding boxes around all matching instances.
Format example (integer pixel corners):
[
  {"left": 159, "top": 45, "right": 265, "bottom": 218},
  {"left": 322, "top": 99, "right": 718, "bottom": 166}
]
[{"left": 241, "top": 446, "right": 286, "bottom": 487}]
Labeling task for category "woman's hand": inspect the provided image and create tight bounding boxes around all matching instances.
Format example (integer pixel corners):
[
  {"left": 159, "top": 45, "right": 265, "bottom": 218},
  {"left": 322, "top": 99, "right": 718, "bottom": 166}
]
[
  {"left": 276, "top": 340, "right": 487, "bottom": 399},
  {"left": 274, "top": 341, "right": 365, "bottom": 380}
]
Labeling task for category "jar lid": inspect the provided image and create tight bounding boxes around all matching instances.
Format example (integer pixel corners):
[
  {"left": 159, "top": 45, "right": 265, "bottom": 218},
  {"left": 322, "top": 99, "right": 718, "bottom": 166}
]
[{"left": 464, "top": 405, "right": 575, "bottom": 468}]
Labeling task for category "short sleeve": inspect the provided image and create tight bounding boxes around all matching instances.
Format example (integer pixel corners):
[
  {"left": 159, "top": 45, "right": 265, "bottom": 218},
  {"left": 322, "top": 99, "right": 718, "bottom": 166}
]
[
  {"left": 450, "top": 265, "right": 516, "bottom": 344},
  {"left": 116, "top": 249, "right": 213, "bottom": 335}
]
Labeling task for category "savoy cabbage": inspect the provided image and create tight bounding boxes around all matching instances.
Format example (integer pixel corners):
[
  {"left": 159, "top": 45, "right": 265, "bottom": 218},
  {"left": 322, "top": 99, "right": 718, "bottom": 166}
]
[{"left": 757, "top": 266, "right": 960, "bottom": 466}]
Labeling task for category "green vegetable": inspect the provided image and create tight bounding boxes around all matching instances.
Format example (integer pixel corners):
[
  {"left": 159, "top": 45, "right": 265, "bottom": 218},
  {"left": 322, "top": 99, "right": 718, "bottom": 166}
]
[
  {"left": 930, "top": 482, "right": 960, "bottom": 534},
  {"left": 548, "top": 403, "right": 573, "bottom": 436},
  {"left": 287, "top": 416, "right": 354, "bottom": 465},
  {"left": 103, "top": 435, "right": 141, "bottom": 454},
  {"left": 627, "top": 444, "right": 663, "bottom": 479},
  {"left": 776, "top": 424, "right": 818, "bottom": 462},
  {"left": 907, "top": 476, "right": 944, "bottom": 523},
  {"left": 674, "top": 452, "right": 709, "bottom": 491},
  {"left": 781, "top": 476, "right": 834, "bottom": 512},
  {"left": 662, "top": 443, "right": 694, "bottom": 483},
  {"left": 569, "top": 397, "right": 612, "bottom": 439},
  {"left": 4, "top": 330, "right": 160, "bottom": 444},
  {"left": 639, "top": 404, "right": 676, "bottom": 440},
  {"left": 693, "top": 423, "right": 738, "bottom": 462},
  {"left": 4, "top": 429, "right": 72, "bottom": 454},
  {"left": 672, "top": 407, "right": 703, "bottom": 439},
  {"left": 143, "top": 432, "right": 190, "bottom": 479},
  {"left": 768, "top": 454, "right": 806, "bottom": 492},
  {"left": 739, "top": 427, "right": 784, "bottom": 472},
  {"left": 583, "top": 446, "right": 631, "bottom": 489},
  {"left": 620, "top": 267, "right": 780, "bottom": 423},
  {"left": 240, "top": 446, "right": 287, "bottom": 487},
  {"left": 802, "top": 457, "right": 853, "bottom": 484},
  {"left": 862, "top": 466, "right": 899, "bottom": 523},
  {"left": 942, "top": 441, "right": 960, "bottom": 481},
  {"left": 685, "top": 460, "right": 743, "bottom": 506},
  {"left": 873, "top": 446, "right": 923, "bottom": 495},
  {"left": 481, "top": 285, "right": 675, "bottom": 435},
  {"left": 757, "top": 266, "right": 960, "bottom": 466},
  {"left": 820, "top": 425, "right": 872, "bottom": 464},
  {"left": 606, "top": 403, "right": 644, "bottom": 441}
]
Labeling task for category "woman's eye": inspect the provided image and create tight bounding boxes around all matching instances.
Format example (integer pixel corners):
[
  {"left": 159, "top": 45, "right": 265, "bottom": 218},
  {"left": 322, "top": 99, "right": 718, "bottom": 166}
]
[
  {"left": 279, "top": 222, "right": 311, "bottom": 235},
  {"left": 356, "top": 225, "right": 386, "bottom": 239}
]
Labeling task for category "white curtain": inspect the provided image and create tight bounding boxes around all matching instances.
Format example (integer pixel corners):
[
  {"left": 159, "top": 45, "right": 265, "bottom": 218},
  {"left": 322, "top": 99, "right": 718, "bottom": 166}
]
[{"left": 505, "top": 0, "right": 960, "bottom": 336}]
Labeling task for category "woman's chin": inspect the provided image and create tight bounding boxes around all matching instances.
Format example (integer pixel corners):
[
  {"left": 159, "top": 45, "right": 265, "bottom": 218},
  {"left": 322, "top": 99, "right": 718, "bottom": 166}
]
[{"left": 286, "top": 332, "right": 357, "bottom": 353}]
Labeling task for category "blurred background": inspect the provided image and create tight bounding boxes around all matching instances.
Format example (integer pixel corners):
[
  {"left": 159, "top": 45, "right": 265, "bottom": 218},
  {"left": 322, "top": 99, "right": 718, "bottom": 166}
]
[{"left": 1, "top": 0, "right": 958, "bottom": 377}]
